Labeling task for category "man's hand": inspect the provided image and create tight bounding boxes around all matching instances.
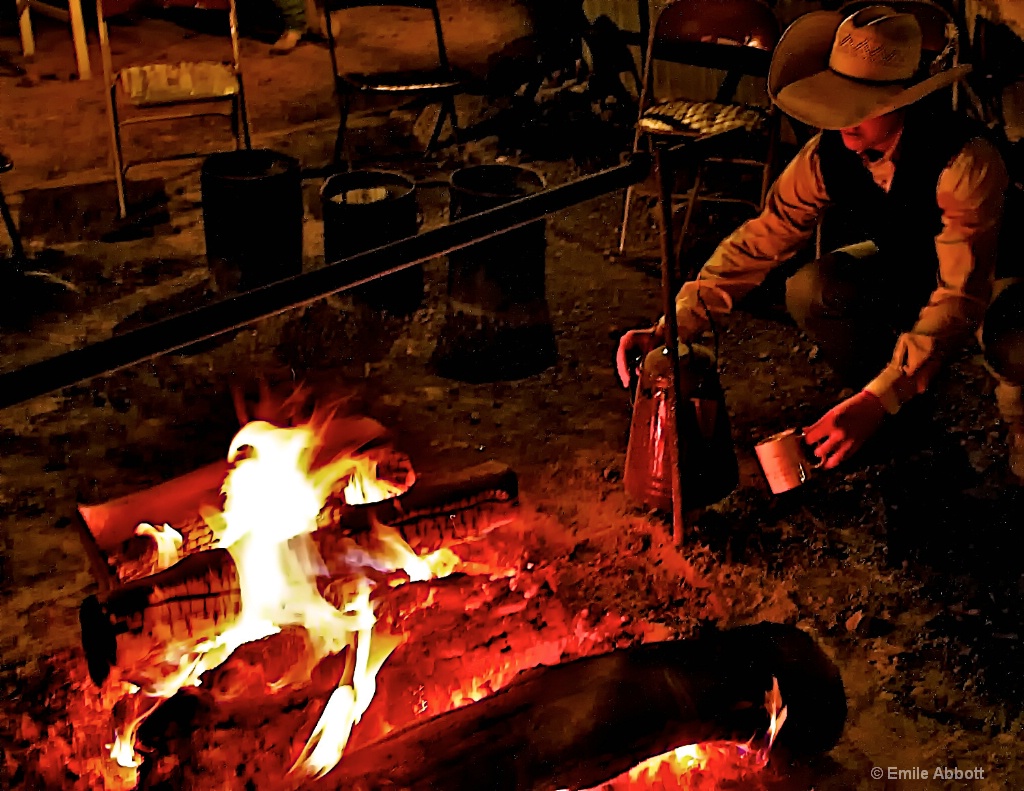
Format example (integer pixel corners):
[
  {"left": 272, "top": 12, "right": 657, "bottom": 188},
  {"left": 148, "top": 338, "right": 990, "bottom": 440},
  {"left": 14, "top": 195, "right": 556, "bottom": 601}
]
[
  {"left": 616, "top": 325, "right": 664, "bottom": 389},
  {"left": 804, "top": 391, "right": 887, "bottom": 470}
]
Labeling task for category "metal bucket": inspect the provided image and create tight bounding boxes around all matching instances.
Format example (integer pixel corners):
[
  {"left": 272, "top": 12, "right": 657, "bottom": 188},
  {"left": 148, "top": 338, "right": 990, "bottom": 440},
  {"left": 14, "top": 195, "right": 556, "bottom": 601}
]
[
  {"left": 320, "top": 169, "right": 423, "bottom": 316},
  {"left": 431, "top": 164, "right": 557, "bottom": 381},
  {"left": 201, "top": 149, "right": 303, "bottom": 293}
]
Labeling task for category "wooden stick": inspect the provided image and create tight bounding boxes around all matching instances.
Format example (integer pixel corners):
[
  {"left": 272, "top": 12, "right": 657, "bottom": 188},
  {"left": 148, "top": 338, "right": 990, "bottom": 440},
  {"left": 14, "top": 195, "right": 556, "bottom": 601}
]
[
  {"left": 17, "top": 1, "right": 35, "bottom": 59},
  {"left": 655, "top": 146, "right": 689, "bottom": 547},
  {"left": 67, "top": 0, "right": 91, "bottom": 80}
]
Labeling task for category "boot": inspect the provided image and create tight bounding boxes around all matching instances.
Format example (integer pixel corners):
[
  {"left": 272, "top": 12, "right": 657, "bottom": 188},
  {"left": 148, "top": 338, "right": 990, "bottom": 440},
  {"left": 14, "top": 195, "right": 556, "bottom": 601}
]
[{"left": 271, "top": 29, "right": 303, "bottom": 54}]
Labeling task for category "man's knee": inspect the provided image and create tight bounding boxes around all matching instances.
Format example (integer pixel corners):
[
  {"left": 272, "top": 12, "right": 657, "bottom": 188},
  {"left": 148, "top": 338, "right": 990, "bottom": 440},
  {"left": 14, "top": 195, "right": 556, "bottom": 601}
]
[
  {"left": 785, "top": 261, "right": 822, "bottom": 327},
  {"left": 785, "top": 254, "right": 858, "bottom": 328}
]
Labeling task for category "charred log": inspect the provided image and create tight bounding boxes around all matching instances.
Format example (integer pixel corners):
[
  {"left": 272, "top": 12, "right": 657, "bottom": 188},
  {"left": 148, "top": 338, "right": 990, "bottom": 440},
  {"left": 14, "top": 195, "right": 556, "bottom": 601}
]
[
  {"left": 318, "top": 623, "right": 847, "bottom": 791},
  {"left": 317, "top": 460, "right": 519, "bottom": 557},
  {"left": 80, "top": 548, "right": 241, "bottom": 687}
]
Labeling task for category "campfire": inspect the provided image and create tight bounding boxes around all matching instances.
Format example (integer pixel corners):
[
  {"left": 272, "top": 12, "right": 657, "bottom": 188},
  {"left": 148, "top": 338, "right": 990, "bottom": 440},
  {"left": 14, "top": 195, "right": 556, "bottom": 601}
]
[{"left": 74, "top": 396, "right": 845, "bottom": 790}]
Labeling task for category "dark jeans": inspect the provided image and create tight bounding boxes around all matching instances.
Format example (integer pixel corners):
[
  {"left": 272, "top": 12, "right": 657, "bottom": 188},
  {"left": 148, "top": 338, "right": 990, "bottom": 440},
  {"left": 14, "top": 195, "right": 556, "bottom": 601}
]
[
  {"left": 783, "top": 242, "right": 936, "bottom": 389},
  {"left": 783, "top": 244, "right": 1024, "bottom": 430}
]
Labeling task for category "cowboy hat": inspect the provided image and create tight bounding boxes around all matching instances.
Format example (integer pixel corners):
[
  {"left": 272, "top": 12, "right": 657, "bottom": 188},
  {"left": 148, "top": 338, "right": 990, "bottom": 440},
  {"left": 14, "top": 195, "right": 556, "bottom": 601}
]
[{"left": 768, "top": 6, "right": 971, "bottom": 130}]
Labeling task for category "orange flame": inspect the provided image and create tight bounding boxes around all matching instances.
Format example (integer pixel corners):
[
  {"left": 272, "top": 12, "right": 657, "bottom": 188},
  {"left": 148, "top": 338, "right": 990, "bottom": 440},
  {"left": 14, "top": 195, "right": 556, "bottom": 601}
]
[{"left": 107, "top": 417, "right": 454, "bottom": 779}]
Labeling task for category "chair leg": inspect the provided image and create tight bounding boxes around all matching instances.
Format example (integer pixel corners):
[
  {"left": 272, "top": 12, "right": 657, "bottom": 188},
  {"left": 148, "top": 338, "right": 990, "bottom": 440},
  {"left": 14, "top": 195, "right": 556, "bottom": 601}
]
[
  {"left": 106, "top": 85, "right": 128, "bottom": 219},
  {"left": 447, "top": 94, "right": 460, "bottom": 147},
  {"left": 0, "top": 183, "right": 28, "bottom": 273},
  {"left": 333, "top": 90, "right": 352, "bottom": 169},
  {"left": 230, "top": 97, "right": 241, "bottom": 151},
  {"left": 425, "top": 97, "right": 453, "bottom": 154},
  {"left": 618, "top": 128, "right": 649, "bottom": 255},
  {"left": 675, "top": 165, "right": 703, "bottom": 281},
  {"left": 759, "top": 117, "right": 778, "bottom": 211},
  {"left": 236, "top": 82, "right": 252, "bottom": 150},
  {"left": 618, "top": 184, "right": 635, "bottom": 255}
]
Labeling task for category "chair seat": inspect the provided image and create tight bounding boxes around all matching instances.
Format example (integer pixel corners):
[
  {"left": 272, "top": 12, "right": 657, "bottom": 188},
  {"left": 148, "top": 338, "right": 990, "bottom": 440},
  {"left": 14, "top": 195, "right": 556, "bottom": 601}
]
[
  {"left": 119, "top": 62, "right": 240, "bottom": 106},
  {"left": 340, "top": 67, "right": 461, "bottom": 93},
  {"left": 638, "top": 99, "right": 767, "bottom": 136}
]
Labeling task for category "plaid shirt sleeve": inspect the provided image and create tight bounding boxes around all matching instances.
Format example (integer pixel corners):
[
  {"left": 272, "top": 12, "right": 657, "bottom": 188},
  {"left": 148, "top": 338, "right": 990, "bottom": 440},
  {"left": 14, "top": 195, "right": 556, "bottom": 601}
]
[
  {"left": 658, "top": 134, "right": 828, "bottom": 339},
  {"left": 864, "top": 136, "right": 1008, "bottom": 413}
]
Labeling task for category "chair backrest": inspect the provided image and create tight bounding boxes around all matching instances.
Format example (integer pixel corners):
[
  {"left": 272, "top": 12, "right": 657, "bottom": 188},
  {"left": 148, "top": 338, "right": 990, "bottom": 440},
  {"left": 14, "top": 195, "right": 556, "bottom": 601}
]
[
  {"left": 323, "top": 0, "right": 451, "bottom": 73},
  {"left": 649, "top": 0, "right": 780, "bottom": 75},
  {"left": 640, "top": 0, "right": 780, "bottom": 109}
]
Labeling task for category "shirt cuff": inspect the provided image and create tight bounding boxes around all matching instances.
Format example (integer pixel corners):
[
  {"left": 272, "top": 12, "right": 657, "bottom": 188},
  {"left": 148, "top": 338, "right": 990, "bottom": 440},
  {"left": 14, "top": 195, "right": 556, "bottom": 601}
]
[{"left": 863, "top": 368, "right": 904, "bottom": 415}]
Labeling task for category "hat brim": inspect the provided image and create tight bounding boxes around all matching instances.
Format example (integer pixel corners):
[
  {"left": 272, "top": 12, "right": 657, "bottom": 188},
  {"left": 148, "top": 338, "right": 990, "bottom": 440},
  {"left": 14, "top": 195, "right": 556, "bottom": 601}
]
[
  {"left": 775, "top": 66, "right": 970, "bottom": 129},
  {"left": 768, "top": 8, "right": 972, "bottom": 130},
  {"left": 768, "top": 11, "right": 844, "bottom": 99}
]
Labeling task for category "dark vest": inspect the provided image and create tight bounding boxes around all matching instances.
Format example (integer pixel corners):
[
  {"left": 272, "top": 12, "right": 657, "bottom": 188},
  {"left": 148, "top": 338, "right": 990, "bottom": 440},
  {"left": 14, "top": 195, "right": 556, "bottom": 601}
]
[{"left": 817, "top": 108, "right": 988, "bottom": 277}]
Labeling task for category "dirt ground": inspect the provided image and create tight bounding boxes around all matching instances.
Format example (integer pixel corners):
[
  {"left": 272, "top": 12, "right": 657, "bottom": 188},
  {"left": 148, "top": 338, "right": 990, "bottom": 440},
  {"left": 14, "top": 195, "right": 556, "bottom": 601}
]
[{"left": 2, "top": 5, "right": 1024, "bottom": 791}]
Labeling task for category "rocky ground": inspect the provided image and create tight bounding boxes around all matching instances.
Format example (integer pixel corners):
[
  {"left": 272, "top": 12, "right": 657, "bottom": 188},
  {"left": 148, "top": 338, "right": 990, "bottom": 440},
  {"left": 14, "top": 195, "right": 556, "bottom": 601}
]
[{"left": 2, "top": 6, "right": 1024, "bottom": 791}]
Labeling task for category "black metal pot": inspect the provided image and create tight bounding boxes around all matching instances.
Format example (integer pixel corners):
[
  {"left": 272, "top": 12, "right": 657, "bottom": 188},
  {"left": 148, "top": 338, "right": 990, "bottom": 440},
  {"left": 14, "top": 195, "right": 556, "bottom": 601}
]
[{"left": 320, "top": 169, "right": 422, "bottom": 316}]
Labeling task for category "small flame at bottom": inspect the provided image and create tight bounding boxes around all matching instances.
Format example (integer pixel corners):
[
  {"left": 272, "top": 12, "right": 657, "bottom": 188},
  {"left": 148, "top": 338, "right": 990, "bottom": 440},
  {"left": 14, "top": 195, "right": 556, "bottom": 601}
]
[{"left": 574, "top": 677, "right": 788, "bottom": 791}]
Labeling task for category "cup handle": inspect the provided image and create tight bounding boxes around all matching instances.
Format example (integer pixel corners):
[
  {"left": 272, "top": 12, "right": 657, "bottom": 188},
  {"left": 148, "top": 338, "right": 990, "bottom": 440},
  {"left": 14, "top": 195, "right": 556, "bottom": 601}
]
[{"left": 796, "top": 428, "right": 826, "bottom": 469}]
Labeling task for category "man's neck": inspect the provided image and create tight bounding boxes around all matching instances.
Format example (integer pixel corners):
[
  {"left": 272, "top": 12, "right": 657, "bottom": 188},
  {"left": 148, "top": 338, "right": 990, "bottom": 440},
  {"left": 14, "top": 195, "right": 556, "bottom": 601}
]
[{"left": 861, "top": 126, "right": 904, "bottom": 165}]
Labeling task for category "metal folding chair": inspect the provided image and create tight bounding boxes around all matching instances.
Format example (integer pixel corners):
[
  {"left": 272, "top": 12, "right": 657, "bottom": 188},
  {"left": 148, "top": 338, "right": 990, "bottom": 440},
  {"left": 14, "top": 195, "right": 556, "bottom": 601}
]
[
  {"left": 324, "top": 0, "right": 463, "bottom": 168},
  {"left": 97, "top": 0, "right": 251, "bottom": 218},
  {"left": 618, "top": 0, "right": 781, "bottom": 268}
]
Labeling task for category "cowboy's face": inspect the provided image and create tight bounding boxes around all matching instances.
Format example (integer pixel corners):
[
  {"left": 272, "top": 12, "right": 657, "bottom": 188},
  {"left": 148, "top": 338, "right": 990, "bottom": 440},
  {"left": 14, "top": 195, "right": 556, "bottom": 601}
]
[{"left": 839, "top": 111, "right": 905, "bottom": 155}]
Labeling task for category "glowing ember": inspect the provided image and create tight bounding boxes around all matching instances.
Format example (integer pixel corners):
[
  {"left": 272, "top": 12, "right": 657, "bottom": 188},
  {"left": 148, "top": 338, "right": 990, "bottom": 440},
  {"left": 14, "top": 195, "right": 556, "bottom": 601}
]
[
  {"left": 577, "top": 677, "right": 788, "bottom": 791},
  {"left": 107, "top": 417, "right": 453, "bottom": 779}
]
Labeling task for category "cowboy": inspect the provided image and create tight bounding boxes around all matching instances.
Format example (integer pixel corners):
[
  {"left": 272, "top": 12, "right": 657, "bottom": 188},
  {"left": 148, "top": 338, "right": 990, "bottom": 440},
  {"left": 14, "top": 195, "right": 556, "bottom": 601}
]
[{"left": 616, "top": 6, "right": 1023, "bottom": 479}]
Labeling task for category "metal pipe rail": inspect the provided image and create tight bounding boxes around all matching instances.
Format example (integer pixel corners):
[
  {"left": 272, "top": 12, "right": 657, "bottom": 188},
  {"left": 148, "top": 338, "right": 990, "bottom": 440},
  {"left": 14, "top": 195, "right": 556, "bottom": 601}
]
[
  {"left": 0, "top": 154, "right": 652, "bottom": 410},
  {"left": 0, "top": 128, "right": 747, "bottom": 410}
]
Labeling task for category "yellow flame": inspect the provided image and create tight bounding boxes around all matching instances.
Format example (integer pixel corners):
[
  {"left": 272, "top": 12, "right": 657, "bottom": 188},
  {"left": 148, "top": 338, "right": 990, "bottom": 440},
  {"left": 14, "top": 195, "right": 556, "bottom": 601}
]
[
  {"left": 134, "top": 522, "right": 183, "bottom": 572},
  {"left": 107, "top": 691, "right": 164, "bottom": 770},
  {"left": 573, "top": 677, "right": 788, "bottom": 791},
  {"left": 109, "top": 419, "right": 449, "bottom": 780},
  {"left": 626, "top": 742, "right": 709, "bottom": 781},
  {"left": 107, "top": 733, "right": 142, "bottom": 769},
  {"left": 764, "top": 676, "right": 788, "bottom": 751}
]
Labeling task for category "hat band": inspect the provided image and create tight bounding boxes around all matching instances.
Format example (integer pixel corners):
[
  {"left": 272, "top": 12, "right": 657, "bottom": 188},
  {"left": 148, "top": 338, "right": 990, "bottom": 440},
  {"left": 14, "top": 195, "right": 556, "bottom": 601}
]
[{"left": 828, "top": 66, "right": 913, "bottom": 88}]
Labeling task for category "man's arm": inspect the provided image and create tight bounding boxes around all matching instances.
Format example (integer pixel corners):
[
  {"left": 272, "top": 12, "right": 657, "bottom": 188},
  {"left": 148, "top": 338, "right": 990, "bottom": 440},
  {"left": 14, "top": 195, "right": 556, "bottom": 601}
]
[
  {"left": 661, "top": 134, "right": 829, "bottom": 338},
  {"left": 863, "top": 137, "right": 1009, "bottom": 413}
]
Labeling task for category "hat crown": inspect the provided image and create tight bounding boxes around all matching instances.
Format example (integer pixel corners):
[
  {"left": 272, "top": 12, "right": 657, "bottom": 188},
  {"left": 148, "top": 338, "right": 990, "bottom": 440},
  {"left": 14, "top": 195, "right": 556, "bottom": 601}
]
[{"left": 828, "top": 7, "right": 922, "bottom": 82}]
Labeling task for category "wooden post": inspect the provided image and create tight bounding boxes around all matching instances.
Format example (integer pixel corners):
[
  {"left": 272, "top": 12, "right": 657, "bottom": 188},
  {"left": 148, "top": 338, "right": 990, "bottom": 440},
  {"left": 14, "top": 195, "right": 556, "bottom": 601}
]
[
  {"left": 68, "top": 0, "right": 92, "bottom": 80},
  {"left": 17, "top": 1, "right": 35, "bottom": 59},
  {"left": 654, "top": 146, "right": 688, "bottom": 547},
  {"left": 16, "top": 0, "right": 92, "bottom": 79}
]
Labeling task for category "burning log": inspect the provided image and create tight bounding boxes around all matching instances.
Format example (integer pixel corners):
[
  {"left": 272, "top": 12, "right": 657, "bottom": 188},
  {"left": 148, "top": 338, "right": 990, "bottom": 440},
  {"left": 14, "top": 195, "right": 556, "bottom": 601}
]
[
  {"left": 317, "top": 459, "right": 519, "bottom": 557},
  {"left": 79, "top": 549, "right": 241, "bottom": 688},
  {"left": 317, "top": 623, "right": 847, "bottom": 791},
  {"left": 111, "top": 461, "right": 518, "bottom": 584},
  {"left": 80, "top": 463, "right": 519, "bottom": 687}
]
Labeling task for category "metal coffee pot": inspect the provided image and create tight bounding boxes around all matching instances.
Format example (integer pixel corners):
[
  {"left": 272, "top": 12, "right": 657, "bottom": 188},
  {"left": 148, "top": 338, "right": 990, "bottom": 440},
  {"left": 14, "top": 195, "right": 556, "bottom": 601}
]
[{"left": 623, "top": 342, "right": 739, "bottom": 512}]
